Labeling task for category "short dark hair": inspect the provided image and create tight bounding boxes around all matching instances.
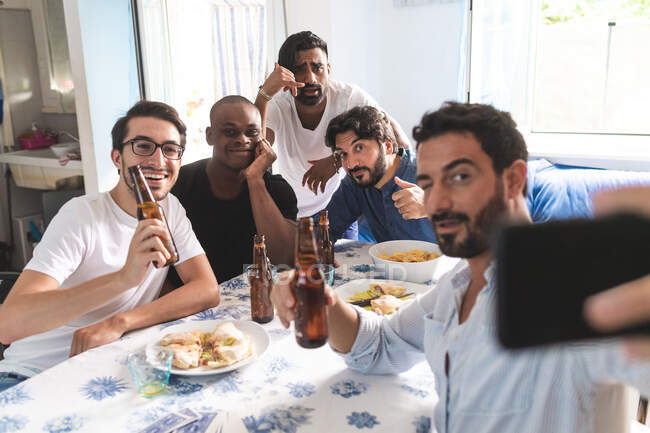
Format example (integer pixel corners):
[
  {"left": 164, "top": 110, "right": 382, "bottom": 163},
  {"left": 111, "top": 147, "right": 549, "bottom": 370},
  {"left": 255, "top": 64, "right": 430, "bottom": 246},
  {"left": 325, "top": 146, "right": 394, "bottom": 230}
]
[
  {"left": 209, "top": 95, "right": 258, "bottom": 125},
  {"left": 278, "top": 31, "right": 328, "bottom": 70},
  {"left": 413, "top": 101, "right": 528, "bottom": 195},
  {"left": 325, "top": 106, "right": 396, "bottom": 153},
  {"left": 111, "top": 100, "right": 187, "bottom": 151}
]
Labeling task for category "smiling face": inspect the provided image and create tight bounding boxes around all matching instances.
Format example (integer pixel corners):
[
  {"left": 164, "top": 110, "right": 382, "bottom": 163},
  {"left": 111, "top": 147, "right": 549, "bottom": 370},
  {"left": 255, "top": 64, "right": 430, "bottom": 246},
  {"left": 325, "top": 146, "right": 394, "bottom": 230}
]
[
  {"left": 292, "top": 48, "right": 330, "bottom": 106},
  {"left": 416, "top": 132, "right": 508, "bottom": 258},
  {"left": 335, "top": 130, "right": 389, "bottom": 188},
  {"left": 206, "top": 102, "right": 262, "bottom": 171},
  {"left": 111, "top": 116, "right": 182, "bottom": 201}
]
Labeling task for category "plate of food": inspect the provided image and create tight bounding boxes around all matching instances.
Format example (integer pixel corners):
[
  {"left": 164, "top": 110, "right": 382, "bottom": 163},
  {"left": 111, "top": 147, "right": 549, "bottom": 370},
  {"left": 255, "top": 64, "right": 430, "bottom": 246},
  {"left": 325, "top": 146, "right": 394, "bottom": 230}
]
[
  {"left": 335, "top": 279, "right": 432, "bottom": 315},
  {"left": 146, "top": 320, "right": 270, "bottom": 376}
]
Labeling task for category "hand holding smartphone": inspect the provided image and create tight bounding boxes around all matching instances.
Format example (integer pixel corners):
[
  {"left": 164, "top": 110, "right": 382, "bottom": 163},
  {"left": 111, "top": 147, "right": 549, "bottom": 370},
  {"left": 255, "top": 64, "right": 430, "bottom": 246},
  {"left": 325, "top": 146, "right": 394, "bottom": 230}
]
[{"left": 496, "top": 213, "right": 650, "bottom": 349}]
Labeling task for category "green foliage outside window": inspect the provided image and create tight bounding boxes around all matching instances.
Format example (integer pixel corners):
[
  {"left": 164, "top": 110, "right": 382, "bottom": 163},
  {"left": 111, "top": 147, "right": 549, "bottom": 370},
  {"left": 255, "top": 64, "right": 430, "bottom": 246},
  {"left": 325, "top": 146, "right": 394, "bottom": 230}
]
[{"left": 542, "top": 0, "right": 650, "bottom": 24}]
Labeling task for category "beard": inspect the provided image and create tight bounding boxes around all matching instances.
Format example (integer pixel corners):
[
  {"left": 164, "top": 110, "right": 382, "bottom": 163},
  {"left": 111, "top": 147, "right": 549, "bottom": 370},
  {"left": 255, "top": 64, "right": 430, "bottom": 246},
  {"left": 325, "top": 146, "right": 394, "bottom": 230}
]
[
  {"left": 431, "top": 180, "right": 506, "bottom": 258},
  {"left": 295, "top": 84, "right": 325, "bottom": 106},
  {"left": 347, "top": 151, "right": 386, "bottom": 188}
]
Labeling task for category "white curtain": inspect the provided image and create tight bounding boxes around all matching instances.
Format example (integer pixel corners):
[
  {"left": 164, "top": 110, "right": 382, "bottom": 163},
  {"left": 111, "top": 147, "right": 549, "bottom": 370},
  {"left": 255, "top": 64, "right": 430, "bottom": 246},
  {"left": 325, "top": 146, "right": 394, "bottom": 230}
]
[
  {"left": 137, "top": 0, "right": 273, "bottom": 164},
  {"left": 466, "top": 0, "right": 536, "bottom": 126}
]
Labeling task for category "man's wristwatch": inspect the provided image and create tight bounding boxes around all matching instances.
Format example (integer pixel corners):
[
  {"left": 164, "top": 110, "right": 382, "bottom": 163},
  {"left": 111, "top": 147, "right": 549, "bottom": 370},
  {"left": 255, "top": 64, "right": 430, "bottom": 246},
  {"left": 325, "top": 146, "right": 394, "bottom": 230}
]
[{"left": 258, "top": 85, "right": 272, "bottom": 101}]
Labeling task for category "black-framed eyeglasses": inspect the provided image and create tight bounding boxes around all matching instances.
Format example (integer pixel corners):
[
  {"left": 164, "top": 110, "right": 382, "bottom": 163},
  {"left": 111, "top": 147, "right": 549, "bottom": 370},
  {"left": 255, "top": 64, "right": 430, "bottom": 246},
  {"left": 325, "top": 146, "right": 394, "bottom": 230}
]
[{"left": 122, "top": 138, "right": 185, "bottom": 160}]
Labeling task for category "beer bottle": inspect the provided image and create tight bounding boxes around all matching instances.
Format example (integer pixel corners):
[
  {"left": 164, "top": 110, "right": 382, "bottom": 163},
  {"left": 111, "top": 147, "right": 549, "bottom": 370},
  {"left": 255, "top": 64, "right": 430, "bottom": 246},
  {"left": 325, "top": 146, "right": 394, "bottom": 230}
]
[
  {"left": 292, "top": 217, "right": 328, "bottom": 348},
  {"left": 127, "top": 164, "right": 179, "bottom": 267},
  {"left": 249, "top": 234, "right": 274, "bottom": 323},
  {"left": 316, "top": 210, "right": 334, "bottom": 266}
]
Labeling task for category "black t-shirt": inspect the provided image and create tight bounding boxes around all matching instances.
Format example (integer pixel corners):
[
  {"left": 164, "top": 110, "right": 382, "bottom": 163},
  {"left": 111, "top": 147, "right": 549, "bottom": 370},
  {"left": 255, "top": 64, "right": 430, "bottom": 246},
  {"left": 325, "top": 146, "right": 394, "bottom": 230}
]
[{"left": 170, "top": 159, "right": 298, "bottom": 283}]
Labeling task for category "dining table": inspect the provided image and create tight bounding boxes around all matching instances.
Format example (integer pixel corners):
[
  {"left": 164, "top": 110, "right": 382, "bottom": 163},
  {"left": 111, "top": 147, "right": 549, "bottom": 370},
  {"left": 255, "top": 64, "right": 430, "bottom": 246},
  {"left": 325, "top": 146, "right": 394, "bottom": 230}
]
[{"left": 0, "top": 240, "right": 459, "bottom": 433}]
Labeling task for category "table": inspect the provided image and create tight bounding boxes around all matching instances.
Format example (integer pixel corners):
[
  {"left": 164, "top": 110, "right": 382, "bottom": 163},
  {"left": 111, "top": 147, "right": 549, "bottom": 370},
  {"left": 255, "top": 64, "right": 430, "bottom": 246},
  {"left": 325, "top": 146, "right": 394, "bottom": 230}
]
[{"left": 0, "top": 241, "right": 455, "bottom": 433}]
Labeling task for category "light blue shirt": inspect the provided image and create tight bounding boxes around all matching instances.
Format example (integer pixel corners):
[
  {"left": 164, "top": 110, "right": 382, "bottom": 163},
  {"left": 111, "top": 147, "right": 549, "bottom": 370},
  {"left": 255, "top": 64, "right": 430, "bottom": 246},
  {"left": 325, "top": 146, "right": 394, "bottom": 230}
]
[{"left": 342, "top": 260, "right": 650, "bottom": 433}]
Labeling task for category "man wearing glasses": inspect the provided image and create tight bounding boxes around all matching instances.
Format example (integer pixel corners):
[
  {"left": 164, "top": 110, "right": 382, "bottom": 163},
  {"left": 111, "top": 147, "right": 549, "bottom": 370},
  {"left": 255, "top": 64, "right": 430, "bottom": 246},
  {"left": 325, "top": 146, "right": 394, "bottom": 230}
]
[{"left": 0, "top": 101, "right": 219, "bottom": 391}]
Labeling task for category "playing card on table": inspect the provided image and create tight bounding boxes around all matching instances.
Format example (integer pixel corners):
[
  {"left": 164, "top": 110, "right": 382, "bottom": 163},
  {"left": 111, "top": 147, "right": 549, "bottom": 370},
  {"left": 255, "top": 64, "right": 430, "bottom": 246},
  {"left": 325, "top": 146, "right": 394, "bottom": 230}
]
[
  {"left": 174, "top": 411, "right": 222, "bottom": 433},
  {"left": 177, "top": 408, "right": 201, "bottom": 421},
  {"left": 138, "top": 412, "right": 194, "bottom": 433}
]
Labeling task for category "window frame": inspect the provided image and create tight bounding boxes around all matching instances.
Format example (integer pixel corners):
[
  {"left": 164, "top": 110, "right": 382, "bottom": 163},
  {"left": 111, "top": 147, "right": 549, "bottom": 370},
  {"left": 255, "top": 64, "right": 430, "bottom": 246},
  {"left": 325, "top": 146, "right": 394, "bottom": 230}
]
[{"left": 467, "top": 0, "right": 650, "bottom": 171}]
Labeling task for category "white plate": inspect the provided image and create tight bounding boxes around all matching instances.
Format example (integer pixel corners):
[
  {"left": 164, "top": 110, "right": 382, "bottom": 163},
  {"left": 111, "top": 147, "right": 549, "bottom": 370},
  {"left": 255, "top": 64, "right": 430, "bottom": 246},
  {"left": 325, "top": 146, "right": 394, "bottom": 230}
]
[
  {"left": 335, "top": 279, "right": 432, "bottom": 310},
  {"left": 147, "top": 319, "right": 270, "bottom": 376}
]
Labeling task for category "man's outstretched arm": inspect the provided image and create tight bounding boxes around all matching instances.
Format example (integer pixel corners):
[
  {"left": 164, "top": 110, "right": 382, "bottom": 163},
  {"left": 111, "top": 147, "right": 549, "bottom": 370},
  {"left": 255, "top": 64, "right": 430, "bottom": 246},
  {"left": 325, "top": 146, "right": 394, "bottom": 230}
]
[
  {"left": 68, "top": 253, "right": 219, "bottom": 356},
  {"left": 0, "top": 219, "right": 174, "bottom": 344}
]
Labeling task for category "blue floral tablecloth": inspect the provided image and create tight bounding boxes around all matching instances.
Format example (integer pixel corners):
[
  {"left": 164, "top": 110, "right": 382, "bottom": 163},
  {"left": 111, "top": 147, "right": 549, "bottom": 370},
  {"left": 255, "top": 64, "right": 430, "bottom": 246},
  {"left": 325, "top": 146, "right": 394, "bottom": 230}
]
[{"left": 0, "top": 241, "right": 444, "bottom": 433}]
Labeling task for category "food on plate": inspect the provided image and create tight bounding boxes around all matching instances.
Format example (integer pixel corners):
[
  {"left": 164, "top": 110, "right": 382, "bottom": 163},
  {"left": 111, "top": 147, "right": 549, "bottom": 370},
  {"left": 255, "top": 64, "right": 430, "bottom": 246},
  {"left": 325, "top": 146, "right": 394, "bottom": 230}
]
[
  {"left": 346, "top": 283, "right": 413, "bottom": 315},
  {"left": 346, "top": 283, "right": 407, "bottom": 303},
  {"left": 160, "top": 330, "right": 201, "bottom": 347},
  {"left": 160, "top": 322, "right": 253, "bottom": 370},
  {"left": 371, "top": 295, "right": 404, "bottom": 315},
  {"left": 166, "top": 343, "right": 202, "bottom": 369},
  {"left": 378, "top": 249, "right": 440, "bottom": 263}
]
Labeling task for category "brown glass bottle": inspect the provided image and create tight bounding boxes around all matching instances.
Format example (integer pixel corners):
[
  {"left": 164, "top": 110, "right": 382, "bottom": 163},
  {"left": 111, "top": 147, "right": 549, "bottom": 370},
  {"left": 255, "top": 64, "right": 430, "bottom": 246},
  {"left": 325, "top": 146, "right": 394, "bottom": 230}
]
[
  {"left": 292, "top": 217, "right": 328, "bottom": 348},
  {"left": 316, "top": 210, "right": 334, "bottom": 265},
  {"left": 249, "top": 234, "right": 274, "bottom": 323},
  {"left": 127, "top": 164, "right": 179, "bottom": 267}
]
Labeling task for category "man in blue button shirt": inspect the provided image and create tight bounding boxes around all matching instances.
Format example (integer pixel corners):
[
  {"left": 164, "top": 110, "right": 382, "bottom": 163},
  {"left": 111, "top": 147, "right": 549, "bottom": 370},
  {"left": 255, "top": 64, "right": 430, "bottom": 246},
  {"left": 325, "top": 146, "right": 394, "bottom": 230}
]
[
  {"left": 324, "top": 106, "right": 436, "bottom": 244},
  {"left": 273, "top": 102, "right": 650, "bottom": 433}
]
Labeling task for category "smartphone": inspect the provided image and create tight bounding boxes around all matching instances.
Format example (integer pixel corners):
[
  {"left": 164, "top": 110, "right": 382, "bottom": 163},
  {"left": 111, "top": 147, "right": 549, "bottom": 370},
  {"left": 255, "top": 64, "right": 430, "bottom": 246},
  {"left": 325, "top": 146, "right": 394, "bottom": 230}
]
[{"left": 495, "top": 213, "right": 650, "bottom": 349}]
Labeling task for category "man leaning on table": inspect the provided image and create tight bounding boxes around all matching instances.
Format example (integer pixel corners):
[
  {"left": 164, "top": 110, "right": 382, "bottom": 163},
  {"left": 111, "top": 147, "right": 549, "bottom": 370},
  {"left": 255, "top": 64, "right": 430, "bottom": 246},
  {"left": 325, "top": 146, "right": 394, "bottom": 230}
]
[
  {"left": 271, "top": 101, "right": 650, "bottom": 433},
  {"left": 324, "top": 105, "right": 436, "bottom": 244},
  {"left": 170, "top": 95, "right": 298, "bottom": 283},
  {"left": 0, "top": 101, "right": 220, "bottom": 392},
  {"left": 255, "top": 30, "right": 411, "bottom": 222}
]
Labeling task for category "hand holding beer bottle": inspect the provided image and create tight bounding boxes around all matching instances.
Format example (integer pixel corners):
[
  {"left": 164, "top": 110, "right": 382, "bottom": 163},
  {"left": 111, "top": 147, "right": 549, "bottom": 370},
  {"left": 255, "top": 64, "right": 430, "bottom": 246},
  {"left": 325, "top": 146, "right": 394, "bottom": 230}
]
[{"left": 128, "top": 165, "right": 179, "bottom": 268}]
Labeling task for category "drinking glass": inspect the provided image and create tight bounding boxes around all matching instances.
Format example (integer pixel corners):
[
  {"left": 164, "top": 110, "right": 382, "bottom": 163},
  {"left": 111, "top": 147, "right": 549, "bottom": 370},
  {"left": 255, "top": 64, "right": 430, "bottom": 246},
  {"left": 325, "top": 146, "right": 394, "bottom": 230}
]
[
  {"left": 126, "top": 347, "right": 173, "bottom": 397},
  {"left": 317, "top": 264, "right": 335, "bottom": 286}
]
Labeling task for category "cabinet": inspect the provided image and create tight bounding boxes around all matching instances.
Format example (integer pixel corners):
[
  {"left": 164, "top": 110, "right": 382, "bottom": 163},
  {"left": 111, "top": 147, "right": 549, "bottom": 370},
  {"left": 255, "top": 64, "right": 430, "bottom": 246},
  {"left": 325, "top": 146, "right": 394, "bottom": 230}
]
[{"left": 0, "top": 0, "right": 75, "bottom": 114}]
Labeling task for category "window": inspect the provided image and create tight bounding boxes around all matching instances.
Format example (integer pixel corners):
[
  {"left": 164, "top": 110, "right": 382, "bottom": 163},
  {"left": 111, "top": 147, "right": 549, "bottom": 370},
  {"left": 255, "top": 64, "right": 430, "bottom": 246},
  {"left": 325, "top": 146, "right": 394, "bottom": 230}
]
[
  {"left": 468, "top": 0, "right": 650, "bottom": 170},
  {"left": 137, "top": 0, "right": 269, "bottom": 164}
]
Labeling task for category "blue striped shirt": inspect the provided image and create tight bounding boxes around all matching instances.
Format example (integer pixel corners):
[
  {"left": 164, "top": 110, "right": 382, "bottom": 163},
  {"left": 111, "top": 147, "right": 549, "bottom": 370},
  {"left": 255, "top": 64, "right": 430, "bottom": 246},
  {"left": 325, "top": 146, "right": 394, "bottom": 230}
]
[{"left": 342, "top": 260, "right": 650, "bottom": 433}]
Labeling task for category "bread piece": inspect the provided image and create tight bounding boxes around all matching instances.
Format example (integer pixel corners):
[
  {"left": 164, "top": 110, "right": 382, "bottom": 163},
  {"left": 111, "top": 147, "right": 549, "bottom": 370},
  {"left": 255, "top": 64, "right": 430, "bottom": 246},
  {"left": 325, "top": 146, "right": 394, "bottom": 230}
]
[
  {"left": 160, "top": 330, "right": 201, "bottom": 347},
  {"left": 370, "top": 295, "right": 404, "bottom": 315},
  {"left": 374, "top": 284, "right": 406, "bottom": 297},
  {"left": 208, "top": 322, "right": 245, "bottom": 344},
  {"left": 167, "top": 343, "right": 202, "bottom": 369},
  {"left": 207, "top": 338, "right": 252, "bottom": 368}
]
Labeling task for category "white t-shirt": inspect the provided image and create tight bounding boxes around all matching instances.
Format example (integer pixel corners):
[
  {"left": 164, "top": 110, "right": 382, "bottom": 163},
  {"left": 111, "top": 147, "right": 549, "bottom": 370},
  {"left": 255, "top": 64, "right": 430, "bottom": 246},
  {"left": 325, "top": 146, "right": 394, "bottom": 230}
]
[
  {"left": 267, "top": 80, "right": 379, "bottom": 217},
  {"left": 0, "top": 191, "right": 204, "bottom": 376}
]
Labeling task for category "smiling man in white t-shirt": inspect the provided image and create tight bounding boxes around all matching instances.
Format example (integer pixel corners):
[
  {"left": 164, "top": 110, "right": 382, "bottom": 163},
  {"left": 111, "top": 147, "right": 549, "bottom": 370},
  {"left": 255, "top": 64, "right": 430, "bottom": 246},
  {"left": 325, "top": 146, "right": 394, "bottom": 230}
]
[
  {"left": 255, "top": 31, "right": 410, "bottom": 219},
  {"left": 0, "top": 101, "right": 220, "bottom": 391}
]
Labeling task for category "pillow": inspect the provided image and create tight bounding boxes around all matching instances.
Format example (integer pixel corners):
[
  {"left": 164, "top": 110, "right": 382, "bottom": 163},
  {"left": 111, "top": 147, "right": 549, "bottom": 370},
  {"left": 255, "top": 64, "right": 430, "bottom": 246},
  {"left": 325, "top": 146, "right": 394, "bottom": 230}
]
[{"left": 526, "top": 159, "right": 650, "bottom": 223}]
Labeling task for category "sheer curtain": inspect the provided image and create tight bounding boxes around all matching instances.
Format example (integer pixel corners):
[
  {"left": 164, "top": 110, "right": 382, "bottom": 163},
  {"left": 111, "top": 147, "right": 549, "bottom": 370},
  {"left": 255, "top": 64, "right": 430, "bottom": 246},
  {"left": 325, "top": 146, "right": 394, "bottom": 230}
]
[
  {"left": 466, "top": 0, "right": 536, "bottom": 126},
  {"left": 137, "top": 0, "right": 275, "bottom": 164}
]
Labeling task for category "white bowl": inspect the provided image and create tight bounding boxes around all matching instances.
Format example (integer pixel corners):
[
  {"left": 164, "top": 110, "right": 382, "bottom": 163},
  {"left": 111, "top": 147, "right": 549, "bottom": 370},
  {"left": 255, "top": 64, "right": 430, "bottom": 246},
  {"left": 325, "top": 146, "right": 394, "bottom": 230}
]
[
  {"left": 368, "top": 240, "right": 442, "bottom": 283},
  {"left": 50, "top": 142, "right": 80, "bottom": 158}
]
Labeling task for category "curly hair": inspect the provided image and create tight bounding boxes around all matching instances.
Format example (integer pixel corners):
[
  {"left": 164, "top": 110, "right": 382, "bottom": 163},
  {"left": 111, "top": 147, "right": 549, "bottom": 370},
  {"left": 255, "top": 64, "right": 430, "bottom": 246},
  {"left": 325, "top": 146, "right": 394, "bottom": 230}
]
[{"left": 325, "top": 106, "right": 396, "bottom": 153}]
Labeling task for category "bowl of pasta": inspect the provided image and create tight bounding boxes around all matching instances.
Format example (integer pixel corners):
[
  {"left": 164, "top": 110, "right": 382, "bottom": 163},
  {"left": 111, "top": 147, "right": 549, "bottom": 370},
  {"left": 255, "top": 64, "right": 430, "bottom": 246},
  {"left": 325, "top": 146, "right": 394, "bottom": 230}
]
[{"left": 368, "top": 240, "right": 442, "bottom": 283}]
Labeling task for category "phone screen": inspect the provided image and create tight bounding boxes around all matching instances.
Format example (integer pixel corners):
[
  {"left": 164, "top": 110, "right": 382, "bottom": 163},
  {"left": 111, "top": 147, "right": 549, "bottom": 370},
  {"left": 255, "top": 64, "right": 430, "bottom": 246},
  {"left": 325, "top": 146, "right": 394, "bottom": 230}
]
[{"left": 495, "top": 213, "right": 650, "bottom": 349}]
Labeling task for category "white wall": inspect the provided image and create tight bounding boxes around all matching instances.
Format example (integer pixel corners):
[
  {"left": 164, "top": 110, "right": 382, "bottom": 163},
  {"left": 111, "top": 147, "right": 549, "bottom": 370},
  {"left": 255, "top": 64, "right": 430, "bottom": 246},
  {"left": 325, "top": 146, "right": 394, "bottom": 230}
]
[{"left": 285, "top": 0, "right": 466, "bottom": 138}]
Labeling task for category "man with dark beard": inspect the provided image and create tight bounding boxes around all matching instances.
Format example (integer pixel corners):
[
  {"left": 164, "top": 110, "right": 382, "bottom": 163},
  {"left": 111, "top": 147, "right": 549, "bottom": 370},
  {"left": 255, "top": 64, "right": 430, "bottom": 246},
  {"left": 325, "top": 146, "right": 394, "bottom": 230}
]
[
  {"left": 323, "top": 106, "right": 436, "bottom": 244},
  {"left": 270, "top": 102, "right": 650, "bottom": 433},
  {"left": 0, "top": 101, "right": 219, "bottom": 390},
  {"left": 254, "top": 31, "right": 410, "bottom": 223}
]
